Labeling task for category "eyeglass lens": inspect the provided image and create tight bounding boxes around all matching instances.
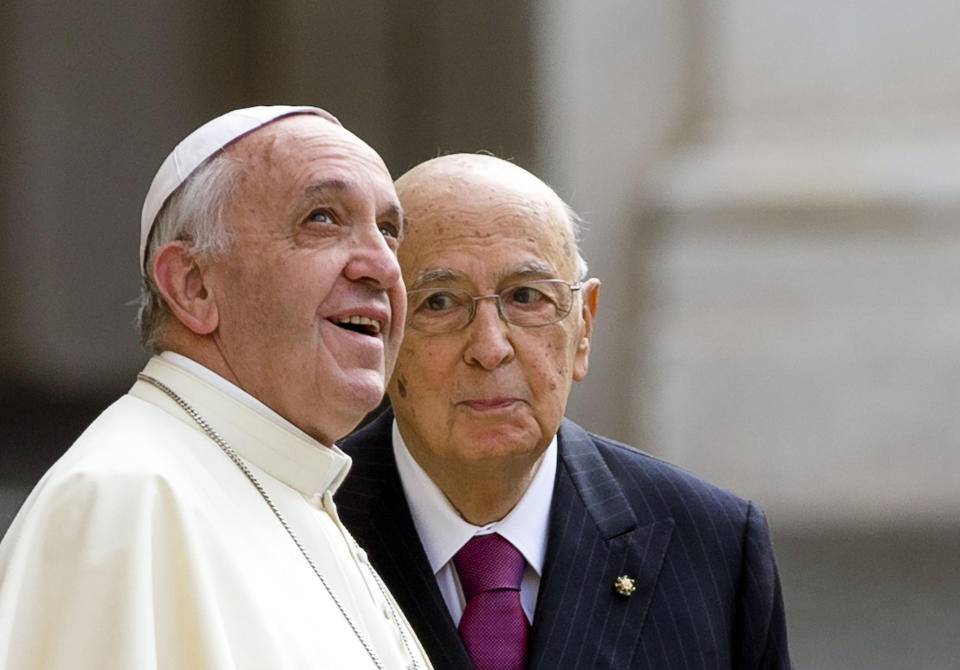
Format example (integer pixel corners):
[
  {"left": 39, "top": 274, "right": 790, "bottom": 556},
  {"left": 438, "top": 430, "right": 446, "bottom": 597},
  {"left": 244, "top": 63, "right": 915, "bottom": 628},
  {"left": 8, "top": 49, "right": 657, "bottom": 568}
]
[{"left": 407, "top": 279, "right": 579, "bottom": 333}]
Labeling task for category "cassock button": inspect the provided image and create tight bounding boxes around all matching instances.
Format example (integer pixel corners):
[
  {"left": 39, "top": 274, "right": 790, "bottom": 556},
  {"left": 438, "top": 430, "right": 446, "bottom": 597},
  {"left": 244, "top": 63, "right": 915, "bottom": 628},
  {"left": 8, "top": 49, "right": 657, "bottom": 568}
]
[
  {"left": 614, "top": 575, "right": 636, "bottom": 597},
  {"left": 349, "top": 541, "right": 368, "bottom": 564}
]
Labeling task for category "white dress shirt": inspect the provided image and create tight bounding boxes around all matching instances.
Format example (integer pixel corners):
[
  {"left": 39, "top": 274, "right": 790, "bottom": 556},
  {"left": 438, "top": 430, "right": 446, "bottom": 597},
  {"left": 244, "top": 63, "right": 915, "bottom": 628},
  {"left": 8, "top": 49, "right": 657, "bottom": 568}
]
[{"left": 392, "top": 420, "right": 557, "bottom": 624}]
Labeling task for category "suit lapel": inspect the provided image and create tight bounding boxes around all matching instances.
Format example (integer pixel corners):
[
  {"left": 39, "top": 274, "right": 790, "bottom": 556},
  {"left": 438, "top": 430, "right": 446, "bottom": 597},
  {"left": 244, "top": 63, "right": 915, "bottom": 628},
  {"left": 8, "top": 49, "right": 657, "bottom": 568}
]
[
  {"left": 528, "top": 420, "right": 674, "bottom": 670},
  {"left": 336, "top": 412, "right": 474, "bottom": 670}
]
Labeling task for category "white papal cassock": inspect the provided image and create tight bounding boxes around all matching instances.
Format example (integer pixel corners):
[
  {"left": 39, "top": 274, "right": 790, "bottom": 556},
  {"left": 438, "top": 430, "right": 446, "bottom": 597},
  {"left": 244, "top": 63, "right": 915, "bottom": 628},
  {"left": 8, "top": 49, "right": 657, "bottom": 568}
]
[{"left": 0, "top": 353, "right": 432, "bottom": 670}]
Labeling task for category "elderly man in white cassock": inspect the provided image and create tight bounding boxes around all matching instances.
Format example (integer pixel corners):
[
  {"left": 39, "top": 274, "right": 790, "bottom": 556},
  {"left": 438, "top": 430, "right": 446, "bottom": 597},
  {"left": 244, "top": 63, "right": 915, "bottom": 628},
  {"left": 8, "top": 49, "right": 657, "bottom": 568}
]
[{"left": 0, "top": 106, "right": 432, "bottom": 670}]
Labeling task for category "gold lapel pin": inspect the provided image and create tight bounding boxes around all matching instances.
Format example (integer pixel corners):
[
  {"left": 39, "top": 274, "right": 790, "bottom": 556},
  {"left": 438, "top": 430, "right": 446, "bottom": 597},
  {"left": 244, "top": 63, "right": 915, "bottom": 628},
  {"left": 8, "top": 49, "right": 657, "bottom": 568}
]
[{"left": 613, "top": 575, "right": 636, "bottom": 597}]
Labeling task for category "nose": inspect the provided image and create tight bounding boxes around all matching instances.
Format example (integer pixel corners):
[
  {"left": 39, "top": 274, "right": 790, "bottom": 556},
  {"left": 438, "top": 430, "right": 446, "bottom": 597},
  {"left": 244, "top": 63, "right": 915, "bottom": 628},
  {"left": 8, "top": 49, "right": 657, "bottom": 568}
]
[
  {"left": 463, "top": 298, "right": 515, "bottom": 370},
  {"left": 343, "top": 223, "right": 402, "bottom": 288}
]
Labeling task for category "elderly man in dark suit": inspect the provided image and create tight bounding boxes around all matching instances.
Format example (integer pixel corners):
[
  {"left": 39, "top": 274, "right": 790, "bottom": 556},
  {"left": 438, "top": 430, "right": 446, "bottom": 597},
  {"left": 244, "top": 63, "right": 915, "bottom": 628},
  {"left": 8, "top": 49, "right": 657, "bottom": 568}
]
[{"left": 336, "top": 153, "right": 792, "bottom": 669}]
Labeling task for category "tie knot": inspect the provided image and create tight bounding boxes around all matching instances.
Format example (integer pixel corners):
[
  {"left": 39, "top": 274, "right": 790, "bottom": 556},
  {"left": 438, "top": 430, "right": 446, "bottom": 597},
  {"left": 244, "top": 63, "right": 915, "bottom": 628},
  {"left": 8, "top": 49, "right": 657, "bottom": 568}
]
[{"left": 454, "top": 533, "right": 525, "bottom": 600}]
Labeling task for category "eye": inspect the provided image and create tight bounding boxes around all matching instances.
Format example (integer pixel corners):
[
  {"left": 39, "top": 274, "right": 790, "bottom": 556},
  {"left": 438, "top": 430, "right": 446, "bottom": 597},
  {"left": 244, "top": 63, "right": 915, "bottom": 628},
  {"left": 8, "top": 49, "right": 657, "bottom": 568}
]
[
  {"left": 504, "top": 284, "right": 547, "bottom": 305},
  {"left": 307, "top": 209, "right": 336, "bottom": 226},
  {"left": 422, "top": 291, "right": 460, "bottom": 312},
  {"left": 410, "top": 289, "right": 470, "bottom": 314},
  {"left": 378, "top": 222, "right": 401, "bottom": 248}
]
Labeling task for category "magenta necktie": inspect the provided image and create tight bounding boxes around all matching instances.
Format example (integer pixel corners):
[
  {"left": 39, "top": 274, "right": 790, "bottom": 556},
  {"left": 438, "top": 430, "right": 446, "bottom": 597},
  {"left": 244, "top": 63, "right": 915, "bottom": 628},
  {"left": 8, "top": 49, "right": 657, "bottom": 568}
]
[{"left": 454, "top": 533, "right": 529, "bottom": 670}]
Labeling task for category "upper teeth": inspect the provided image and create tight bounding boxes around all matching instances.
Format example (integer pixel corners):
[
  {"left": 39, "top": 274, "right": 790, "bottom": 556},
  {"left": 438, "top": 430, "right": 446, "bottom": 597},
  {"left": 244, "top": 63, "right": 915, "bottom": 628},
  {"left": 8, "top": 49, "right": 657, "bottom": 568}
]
[{"left": 338, "top": 315, "right": 381, "bottom": 334}]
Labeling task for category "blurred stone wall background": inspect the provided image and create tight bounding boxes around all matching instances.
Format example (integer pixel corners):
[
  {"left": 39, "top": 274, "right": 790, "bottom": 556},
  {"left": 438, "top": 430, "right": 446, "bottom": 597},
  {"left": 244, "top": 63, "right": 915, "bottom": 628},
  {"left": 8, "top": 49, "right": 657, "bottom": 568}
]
[{"left": 2, "top": 2, "right": 958, "bottom": 667}]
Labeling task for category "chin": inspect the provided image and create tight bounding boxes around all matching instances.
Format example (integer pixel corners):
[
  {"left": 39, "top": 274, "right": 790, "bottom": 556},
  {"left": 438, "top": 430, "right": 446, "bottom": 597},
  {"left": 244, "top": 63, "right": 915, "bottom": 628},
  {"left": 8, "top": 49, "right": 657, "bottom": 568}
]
[
  {"left": 342, "top": 377, "right": 388, "bottom": 414},
  {"left": 462, "top": 427, "right": 542, "bottom": 459}
]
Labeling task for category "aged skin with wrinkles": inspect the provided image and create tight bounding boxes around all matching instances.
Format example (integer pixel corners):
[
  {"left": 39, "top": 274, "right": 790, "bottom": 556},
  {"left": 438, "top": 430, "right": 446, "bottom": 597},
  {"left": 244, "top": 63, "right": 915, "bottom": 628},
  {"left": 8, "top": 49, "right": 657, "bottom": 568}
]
[
  {"left": 388, "top": 155, "right": 600, "bottom": 523},
  {"left": 161, "top": 115, "right": 406, "bottom": 445}
]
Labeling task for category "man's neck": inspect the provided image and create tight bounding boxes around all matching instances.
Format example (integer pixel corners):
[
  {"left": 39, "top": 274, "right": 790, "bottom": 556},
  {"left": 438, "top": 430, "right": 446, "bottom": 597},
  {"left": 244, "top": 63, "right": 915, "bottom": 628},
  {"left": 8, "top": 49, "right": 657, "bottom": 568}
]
[{"left": 416, "top": 452, "right": 544, "bottom": 526}]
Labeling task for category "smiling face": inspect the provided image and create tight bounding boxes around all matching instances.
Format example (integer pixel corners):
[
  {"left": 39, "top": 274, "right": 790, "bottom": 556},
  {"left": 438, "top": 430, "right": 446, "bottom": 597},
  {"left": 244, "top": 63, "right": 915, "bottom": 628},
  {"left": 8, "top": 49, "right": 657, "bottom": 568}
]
[
  {"left": 202, "top": 115, "right": 405, "bottom": 444},
  {"left": 389, "top": 154, "right": 598, "bottom": 478}
]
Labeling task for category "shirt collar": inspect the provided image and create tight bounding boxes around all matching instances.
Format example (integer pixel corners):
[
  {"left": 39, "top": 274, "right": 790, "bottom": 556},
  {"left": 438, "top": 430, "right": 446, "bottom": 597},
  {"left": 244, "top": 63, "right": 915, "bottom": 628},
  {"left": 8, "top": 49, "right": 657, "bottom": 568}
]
[
  {"left": 392, "top": 419, "right": 555, "bottom": 577},
  {"left": 130, "top": 353, "right": 352, "bottom": 498}
]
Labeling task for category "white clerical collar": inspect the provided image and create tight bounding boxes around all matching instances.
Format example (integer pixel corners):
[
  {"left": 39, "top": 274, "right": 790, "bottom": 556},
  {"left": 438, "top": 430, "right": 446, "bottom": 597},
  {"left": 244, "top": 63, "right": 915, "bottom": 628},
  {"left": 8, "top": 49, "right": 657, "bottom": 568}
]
[
  {"left": 392, "top": 419, "right": 556, "bottom": 578},
  {"left": 131, "top": 353, "right": 352, "bottom": 497}
]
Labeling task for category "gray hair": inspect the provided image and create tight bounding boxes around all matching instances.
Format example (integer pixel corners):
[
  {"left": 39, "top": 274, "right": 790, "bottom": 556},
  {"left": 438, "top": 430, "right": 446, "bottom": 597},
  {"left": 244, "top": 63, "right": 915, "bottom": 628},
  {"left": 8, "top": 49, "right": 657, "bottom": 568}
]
[
  {"left": 561, "top": 200, "right": 590, "bottom": 281},
  {"left": 137, "top": 153, "right": 244, "bottom": 352}
]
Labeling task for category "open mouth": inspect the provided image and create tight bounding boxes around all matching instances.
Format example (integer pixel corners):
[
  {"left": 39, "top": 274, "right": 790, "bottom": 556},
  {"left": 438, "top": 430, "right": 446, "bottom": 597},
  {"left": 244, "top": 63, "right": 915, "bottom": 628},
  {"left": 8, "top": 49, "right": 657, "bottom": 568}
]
[{"left": 335, "top": 315, "right": 382, "bottom": 336}]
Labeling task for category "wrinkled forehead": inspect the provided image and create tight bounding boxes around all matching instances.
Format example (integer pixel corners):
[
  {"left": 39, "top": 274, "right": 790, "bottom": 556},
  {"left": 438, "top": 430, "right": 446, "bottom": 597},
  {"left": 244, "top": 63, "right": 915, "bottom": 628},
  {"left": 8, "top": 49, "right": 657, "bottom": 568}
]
[
  {"left": 396, "top": 162, "right": 576, "bottom": 284},
  {"left": 229, "top": 114, "right": 390, "bottom": 177}
]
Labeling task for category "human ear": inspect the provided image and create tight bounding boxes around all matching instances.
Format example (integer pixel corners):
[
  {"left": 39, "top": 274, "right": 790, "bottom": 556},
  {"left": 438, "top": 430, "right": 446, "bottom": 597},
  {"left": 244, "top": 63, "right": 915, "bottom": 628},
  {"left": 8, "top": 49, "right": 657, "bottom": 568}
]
[
  {"left": 150, "top": 241, "right": 219, "bottom": 335},
  {"left": 572, "top": 278, "right": 600, "bottom": 381}
]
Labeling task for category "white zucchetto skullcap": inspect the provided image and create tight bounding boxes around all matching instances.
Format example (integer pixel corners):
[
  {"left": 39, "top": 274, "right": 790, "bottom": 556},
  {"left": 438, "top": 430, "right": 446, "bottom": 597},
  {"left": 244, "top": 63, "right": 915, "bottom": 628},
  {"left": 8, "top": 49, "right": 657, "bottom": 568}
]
[{"left": 139, "top": 104, "right": 339, "bottom": 273}]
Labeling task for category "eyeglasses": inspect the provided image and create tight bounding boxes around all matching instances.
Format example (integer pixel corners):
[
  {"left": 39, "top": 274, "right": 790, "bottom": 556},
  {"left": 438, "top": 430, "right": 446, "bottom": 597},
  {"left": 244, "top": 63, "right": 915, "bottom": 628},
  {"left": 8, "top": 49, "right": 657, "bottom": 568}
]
[{"left": 406, "top": 279, "right": 582, "bottom": 334}]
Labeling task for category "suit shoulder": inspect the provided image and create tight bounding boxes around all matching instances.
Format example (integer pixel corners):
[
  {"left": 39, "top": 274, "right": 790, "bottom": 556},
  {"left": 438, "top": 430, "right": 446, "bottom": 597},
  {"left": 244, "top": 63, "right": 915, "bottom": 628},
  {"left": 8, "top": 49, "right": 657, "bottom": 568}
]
[
  {"left": 337, "top": 410, "right": 393, "bottom": 457},
  {"left": 575, "top": 428, "right": 754, "bottom": 520},
  {"left": 334, "top": 411, "right": 398, "bottom": 521}
]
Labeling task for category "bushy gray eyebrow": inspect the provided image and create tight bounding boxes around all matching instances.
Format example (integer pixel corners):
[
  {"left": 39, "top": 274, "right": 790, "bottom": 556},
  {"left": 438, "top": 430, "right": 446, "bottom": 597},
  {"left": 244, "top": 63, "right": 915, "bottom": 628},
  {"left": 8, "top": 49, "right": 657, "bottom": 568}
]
[
  {"left": 501, "top": 260, "right": 555, "bottom": 281},
  {"left": 411, "top": 268, "right": 468, "bottom": 287}
]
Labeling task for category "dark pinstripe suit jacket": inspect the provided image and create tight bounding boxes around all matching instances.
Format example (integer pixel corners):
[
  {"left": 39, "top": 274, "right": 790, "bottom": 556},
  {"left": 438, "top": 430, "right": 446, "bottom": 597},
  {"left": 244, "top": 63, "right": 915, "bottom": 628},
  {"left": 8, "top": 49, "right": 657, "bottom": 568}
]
[{"left": 336, "top": 410, "right": 792, "bottom": 669}]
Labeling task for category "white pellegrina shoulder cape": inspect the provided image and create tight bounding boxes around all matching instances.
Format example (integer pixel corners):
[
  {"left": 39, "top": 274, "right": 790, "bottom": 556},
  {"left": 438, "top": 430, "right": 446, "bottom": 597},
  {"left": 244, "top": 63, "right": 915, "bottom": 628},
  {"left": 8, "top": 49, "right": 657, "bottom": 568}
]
[{"left": 0, "top": 355, "right": 432, "bottom": 670}]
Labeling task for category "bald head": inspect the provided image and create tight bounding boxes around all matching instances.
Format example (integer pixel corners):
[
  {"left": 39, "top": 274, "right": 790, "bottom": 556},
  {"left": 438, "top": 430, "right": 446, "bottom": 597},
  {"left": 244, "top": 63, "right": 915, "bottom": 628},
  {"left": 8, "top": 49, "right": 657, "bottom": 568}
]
[
  {"left": 395, "top": 154, "right": 587, "bottom": 281},
  {"left": 385, "top": 153, "right": 600, "bottom": 524}
]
